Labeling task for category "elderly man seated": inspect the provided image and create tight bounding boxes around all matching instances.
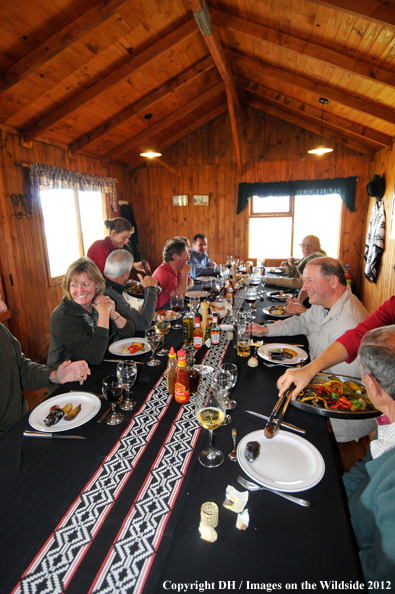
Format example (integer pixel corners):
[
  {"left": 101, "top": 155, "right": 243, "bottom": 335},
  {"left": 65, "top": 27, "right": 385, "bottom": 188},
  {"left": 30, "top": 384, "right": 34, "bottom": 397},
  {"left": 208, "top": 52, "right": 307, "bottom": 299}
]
[
  {"left": 104, "top": 250, "right": 158, "bottom": 335},
  {"left": 153, "top": 237, "right": 194, "bottom": 309},
  {"left": 344, "top": 326, "right": 395, "bottom": 581},
  {"left": 0, "top": 299, "right": 90, "bottom": 433},
  {"left": 187, "top": 234, "right": 216, "bottom": 280},
  {"left": 251, "top": 257, "right": 376, "bottom": 442}
]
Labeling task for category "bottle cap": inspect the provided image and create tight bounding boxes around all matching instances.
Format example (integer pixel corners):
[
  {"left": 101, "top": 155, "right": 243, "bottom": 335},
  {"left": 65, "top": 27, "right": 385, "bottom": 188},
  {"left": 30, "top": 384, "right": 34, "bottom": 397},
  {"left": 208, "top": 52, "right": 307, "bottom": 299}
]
[
  {"left": 195, "top": 316, "right": 200, "bottom": 322},
  {"left": 169, "top": 346, "right": 176, "bottom": 358},
  {"left": 177, "top": 349, "right": 186, "bottom": 358}
]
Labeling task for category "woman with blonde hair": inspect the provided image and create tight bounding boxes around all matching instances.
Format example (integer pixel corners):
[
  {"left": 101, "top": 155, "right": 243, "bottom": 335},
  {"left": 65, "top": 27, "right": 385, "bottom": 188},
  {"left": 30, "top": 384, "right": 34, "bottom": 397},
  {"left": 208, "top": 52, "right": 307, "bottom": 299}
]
[
  {"left": 87, "top": 217, "right": 146, "bottom": 274},
  {"left": 48, "top": 257, "right": 134, "bottom": 372}
]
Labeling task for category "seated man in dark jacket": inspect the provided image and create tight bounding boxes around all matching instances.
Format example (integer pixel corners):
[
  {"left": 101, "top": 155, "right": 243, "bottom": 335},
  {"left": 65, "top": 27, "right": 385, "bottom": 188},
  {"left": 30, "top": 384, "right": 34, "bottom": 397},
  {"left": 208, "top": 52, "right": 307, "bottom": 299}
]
[
  {"left": 104, "top": 250, "right": 158, "bottom": 337},
  {"left": 0, "top": 299, "right": 89, "bottom": 432}
]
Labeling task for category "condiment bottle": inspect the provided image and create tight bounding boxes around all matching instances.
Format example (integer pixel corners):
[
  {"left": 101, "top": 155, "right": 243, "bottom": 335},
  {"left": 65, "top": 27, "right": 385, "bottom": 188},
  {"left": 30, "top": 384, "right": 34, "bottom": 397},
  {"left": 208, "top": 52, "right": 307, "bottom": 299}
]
[
  {"left": 183, "top": 304, "right": 194, "bottom": 347},
  {"left": 174, "top": 349, "right": 190, "bottom": 403},
  {"left": 166, "top": 347, "right": 177, "bottom": 396},
  {"left": 186, "top": 352, "right": 201, "bottom": 394},
  {"left": 345, "top": 265, "right": 353, "bottom": 289},
  {"left": 210, "top": 315, "right": 220, "bottom": 346},
  {"left": 225, "top": 281, "right": 234, "bottom": 305},
  {"left": 204, "top": 318, "right": 211, "bottom": 348},
  {"left": 193, "top": 317, "right": 203, "bottom": 349}
]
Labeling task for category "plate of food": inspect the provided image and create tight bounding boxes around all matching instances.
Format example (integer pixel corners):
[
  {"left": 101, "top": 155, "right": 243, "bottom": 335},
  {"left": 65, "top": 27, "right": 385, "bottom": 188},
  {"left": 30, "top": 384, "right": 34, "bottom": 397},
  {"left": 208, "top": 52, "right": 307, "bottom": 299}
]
[
  {"left": 257, "top": 343, "right": 308, "bottom": 365},
  {"left": 262, "top": 305, "right": 294, "bottom": 318},
  {"left": 195, "top": 276, "right": 217, "bottom": 282},
  {"left": 237, "top": 429, "right": 325, "bottom": 492},
  {"left": 109, "top": 337, "right": 150, "bottom": 356},
  {"left": 292, "top": 373, "right": 381, "bottom": 419},
  {"left": 155, "top": 309, "right": 182, "bottom": 322},
  {"left": 185, "top": 290, "right": 208, "bottom": 299},
  {"left": 125, "top": 280, "right": 162, "bottom": 298},
  {"left": 29, "top": 392, "right": 101, "bottom": 432},
  {"left": 269, "top": 268, "right": 285, "bottom": 275},
  {"left": 267, "top": 290, "right": 297, "bottom": 302}
]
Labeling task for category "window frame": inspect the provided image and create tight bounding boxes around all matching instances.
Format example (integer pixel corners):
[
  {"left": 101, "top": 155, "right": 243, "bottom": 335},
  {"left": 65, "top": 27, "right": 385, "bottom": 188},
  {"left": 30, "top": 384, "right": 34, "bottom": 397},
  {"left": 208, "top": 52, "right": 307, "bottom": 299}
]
[{"left": 38, "top": 188, "right": 108, "bottom": 287}]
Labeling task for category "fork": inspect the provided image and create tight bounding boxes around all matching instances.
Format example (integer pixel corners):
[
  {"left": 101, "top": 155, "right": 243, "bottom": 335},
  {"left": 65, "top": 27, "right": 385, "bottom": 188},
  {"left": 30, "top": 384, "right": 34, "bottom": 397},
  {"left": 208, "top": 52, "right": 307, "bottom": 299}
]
[{"left": 237, "top": 476, "right": 310, "bottom": 507}]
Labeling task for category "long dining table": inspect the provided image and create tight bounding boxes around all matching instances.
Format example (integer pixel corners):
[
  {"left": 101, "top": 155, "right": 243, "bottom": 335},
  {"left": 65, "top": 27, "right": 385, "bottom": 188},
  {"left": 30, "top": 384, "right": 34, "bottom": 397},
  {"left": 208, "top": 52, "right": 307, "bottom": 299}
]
[{"left": 0, "top": 277, "right": 365, "bottom": 594}]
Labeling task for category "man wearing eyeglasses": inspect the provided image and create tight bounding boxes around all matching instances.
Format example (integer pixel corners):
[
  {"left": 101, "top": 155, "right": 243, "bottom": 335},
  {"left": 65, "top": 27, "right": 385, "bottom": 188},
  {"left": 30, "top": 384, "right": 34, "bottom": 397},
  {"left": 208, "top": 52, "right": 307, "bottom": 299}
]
[{"left": 283, "top": 235, "right": 327, "bottom": 279}]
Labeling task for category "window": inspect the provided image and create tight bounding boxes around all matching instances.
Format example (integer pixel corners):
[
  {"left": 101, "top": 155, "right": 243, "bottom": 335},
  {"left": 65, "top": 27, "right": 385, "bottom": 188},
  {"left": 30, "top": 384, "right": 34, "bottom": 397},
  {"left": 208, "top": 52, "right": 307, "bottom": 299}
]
[
  {"left": 248, "top": 194, "right": 342, "bottom": 260},
  {"left": 40, "top": 188, "right": 106, "bottom": 284}
]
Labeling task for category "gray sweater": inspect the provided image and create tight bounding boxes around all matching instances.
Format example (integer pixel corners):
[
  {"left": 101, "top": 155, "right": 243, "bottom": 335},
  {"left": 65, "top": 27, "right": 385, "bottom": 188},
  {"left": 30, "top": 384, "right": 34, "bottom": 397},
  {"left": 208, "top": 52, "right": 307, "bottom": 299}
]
[
  {"left": 104, "top": 277, "right": 157, "bottom": 335},
  {"left": 0, "top": 323, "right": 52, "bottom": 432}
]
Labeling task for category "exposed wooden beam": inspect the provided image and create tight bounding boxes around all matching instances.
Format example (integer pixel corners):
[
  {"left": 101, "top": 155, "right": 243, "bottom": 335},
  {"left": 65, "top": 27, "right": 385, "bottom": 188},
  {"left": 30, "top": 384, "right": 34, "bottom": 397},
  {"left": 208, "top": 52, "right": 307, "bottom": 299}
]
[
  {"left": 229, "top": 51, "right": 395, "bottom": 126},
  {"left": 69, "top": 56, "right": 215, "bottom": 154},
  {"left": 102, "top": 81, "right": 225, "bottom": 163},
  {"left": 236, "top": 76, "right": 391, "bottom": 147},
  {"left": 0, "top": 0, "right": 134, "bottom": 94},
  {"left": 127, "top": 103, "right": 228, "bottom": 170},
  {"left": 244, "top": 92, "right": 373, "bottom": 155},
  {"left": 224, "top": 82, "right": 243, "bottom": 176},
  {"left": 22, "top": 20, "right": 197, "bottom": 144},
  {"left": 213, "top": 9, "right": 395, "bottom": 92},
  {"left": 314, "top": 0, "right": 395, "bottom": 29}
]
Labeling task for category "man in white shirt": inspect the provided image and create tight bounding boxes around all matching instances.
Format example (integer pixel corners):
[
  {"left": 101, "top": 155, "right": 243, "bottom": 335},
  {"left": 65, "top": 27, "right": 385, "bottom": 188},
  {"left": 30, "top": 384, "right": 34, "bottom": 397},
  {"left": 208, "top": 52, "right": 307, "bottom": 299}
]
[{"left": 251, "top": 257, "right": 376, "bottom": 442}]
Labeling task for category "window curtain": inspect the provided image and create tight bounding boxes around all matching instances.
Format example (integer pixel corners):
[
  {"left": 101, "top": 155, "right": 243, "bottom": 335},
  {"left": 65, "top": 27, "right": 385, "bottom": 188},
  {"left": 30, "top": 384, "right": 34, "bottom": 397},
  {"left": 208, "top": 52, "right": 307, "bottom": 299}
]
[
  {"left": 237, "top": 177, "right": 357, "bottom": 214},
  {"left": 29, "top": 163, "right": 118, "bottom": 211}
]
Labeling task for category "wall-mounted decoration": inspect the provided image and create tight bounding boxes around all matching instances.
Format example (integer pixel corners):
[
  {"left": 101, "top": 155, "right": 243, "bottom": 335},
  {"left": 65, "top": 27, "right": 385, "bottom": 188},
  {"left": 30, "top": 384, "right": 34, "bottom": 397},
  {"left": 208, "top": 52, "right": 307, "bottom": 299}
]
[
  {"left": 173, "top": 195, "right": 188, "bottom": 207},
  {"left": 193, "top": 194, "right": 209, "bottom": 206}
]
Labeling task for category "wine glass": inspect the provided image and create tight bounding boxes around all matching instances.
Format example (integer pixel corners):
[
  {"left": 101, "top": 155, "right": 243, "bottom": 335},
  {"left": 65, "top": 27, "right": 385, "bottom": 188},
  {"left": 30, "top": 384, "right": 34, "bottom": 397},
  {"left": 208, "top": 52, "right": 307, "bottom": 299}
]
[
  {"left": 221, "top": 363, "right": 238, "bottom": 388},
  {"left": 102, "top": 375, "right": 124, "bottom": 425},
  {"left": 117, "top": 361, "right": 137, "bottom": 410},
  {"left": 189, "top": 297, "right": 200, "bottom": 314},
  {"left": 145, "top": 327, "right": 161, "bottom": 366},
  {"left": 156, "top": 318, "right": 171, "bottom": 356},
  {"left": 195, "top": 383, "right": 226, "bottom": 468},
  {"left": 170, "top": 294, "right": 183, "bottom": 329},
  {"left": 212, "top": 369, "right": 235, "bottom": 425},
  {"left": 245, "top": 288, "right": 258, "bottom": 313}
]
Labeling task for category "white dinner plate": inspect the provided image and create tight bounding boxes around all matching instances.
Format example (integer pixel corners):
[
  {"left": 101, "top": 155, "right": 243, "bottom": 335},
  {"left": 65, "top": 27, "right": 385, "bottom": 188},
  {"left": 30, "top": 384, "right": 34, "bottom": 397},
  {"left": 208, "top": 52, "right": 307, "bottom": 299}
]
[
  {"left": 29, "top": 392, "right": 101, "bottom": 433},
  {"left": 237, "top": 429, "right": 325, "bottom": 492},
  {"left": 185, "top": 290, "right": 208, "bottom": 298},
  {"left": 267, "top": 291, "right": 296, "bottom": 301},
  {"left": 109, "top": 337, "right": 151, "bottom": 356},
  {"left": 193, "top": 364, "right": 214, "bottom": 375},
  {"left": 257, "top": 343, "right": 308, "bottom": 365},
  {"left": 195, "top": 276, "right": 216, "bottom": 281},
  {"left": 155, "top": 310, "right": 182, "bottom": 322},
  {"left": 262, "top": 307, "right": 294, "bottom": 318}
]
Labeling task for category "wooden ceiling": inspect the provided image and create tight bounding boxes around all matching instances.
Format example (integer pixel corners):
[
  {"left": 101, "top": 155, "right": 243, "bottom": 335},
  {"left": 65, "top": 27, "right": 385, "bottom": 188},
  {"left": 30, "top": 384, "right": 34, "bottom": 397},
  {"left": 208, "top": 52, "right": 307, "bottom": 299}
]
[{"left": 1, "top": 0, "right": 395, "bottom": 173}]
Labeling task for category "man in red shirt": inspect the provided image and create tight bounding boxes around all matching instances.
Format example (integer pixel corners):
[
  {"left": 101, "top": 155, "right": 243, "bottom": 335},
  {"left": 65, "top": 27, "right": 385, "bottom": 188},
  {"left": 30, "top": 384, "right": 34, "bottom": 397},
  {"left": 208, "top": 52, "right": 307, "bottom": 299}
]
[{"left": 153, "top": 237, "right": 194, "bottom": 309}]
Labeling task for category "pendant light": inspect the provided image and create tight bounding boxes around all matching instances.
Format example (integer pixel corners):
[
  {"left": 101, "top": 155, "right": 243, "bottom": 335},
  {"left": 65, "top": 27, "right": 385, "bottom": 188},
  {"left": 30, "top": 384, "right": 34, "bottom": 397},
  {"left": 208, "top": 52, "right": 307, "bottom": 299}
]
[
  {"left": 140, "top": 113, "right": 162, "bottom": 158},
  {"left": 308, "top": 98, "right": 333, "bottom": 156}
]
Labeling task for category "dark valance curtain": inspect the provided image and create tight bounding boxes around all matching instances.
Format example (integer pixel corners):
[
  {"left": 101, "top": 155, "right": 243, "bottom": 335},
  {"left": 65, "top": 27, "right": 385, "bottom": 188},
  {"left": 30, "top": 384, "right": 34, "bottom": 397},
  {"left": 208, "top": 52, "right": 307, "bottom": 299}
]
[
  {"left": 237, "top": 177, "right": 357, "bottom": 214},
  {"left": 29, "top": 163, "right": 118, "bottom": 211}
]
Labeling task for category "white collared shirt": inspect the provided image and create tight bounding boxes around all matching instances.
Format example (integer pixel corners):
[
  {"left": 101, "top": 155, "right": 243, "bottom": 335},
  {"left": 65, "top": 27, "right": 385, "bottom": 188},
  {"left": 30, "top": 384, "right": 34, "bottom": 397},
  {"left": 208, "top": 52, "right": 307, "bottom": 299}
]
[{"left": 371, "top": 421, "right": 395, "bottom": 460}]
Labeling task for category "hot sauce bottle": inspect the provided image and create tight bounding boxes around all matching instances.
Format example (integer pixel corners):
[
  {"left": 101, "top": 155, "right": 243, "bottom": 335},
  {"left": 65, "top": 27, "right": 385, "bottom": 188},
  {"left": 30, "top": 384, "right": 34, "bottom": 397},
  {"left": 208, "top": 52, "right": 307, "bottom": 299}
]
[
  {"left": 174, "top": 349, "right": 190, "bottom": 403},
  {"left": 166, "top": 347, "right": 177, "bottom": 396},
  {"left": 193, "top": 317, "right": 203, "bottom": 349}
]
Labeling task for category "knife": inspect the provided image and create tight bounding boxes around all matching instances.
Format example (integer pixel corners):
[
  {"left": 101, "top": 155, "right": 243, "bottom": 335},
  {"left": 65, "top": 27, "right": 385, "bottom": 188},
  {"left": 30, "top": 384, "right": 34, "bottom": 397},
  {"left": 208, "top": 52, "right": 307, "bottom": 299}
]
[
  {"left": 97, "top": 407, "right": 111, "bottom": 423},
  {"left": 103, "top": 359, "right": 144, "bottom": 364},
  {"left": 23, "top": 431, "right": 86, "bottom": 439},
  {"left": 245, "top": 411, "right": 306, "bottom": 434}
]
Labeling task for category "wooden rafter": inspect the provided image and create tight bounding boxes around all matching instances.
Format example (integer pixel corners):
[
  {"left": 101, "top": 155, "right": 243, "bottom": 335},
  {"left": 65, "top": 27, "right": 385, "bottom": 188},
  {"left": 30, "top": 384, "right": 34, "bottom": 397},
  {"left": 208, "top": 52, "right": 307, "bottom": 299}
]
[
  {"left": 69, "top": 56, "right": 215, "bottom": 154},
  {"left": 236, "top": 77, "right": 391, "bottom": 147},
  {"left": 229, "top": 51, "right": 395, "bottom": 126},
  {"left": 314, "top": 0, "right": 395, "bottom": 28},
  {"left": 102, "top": 81, "right": 226, "bottom": 163},
  {"left": 22, "top": 20, "right": 197, "bottom": 144},
  {"left": 213, "top": 9, "right": 395, "bottom": 92},
  {"left": 0, "top": 0, "right": 134, "bottom": 94},
  {"left": 190, "top": 0, "right": 243, "bottom": 175},
  {"left": 245, "top": 92, "right": 373, "bottom": 155}
]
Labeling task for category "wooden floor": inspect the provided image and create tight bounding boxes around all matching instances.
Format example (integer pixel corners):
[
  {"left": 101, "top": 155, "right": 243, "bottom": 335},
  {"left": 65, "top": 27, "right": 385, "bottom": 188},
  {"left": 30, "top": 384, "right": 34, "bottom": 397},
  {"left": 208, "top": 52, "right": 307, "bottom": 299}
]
[{"left": 23, "top": 389, "right": 371, "bottom": 474}]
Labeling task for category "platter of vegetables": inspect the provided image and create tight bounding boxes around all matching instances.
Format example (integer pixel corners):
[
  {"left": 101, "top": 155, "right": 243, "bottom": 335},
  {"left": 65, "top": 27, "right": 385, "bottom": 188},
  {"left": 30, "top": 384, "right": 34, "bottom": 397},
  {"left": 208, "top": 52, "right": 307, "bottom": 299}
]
[{"left": 291, "top": 373, "right": 381, "bottom": 419}]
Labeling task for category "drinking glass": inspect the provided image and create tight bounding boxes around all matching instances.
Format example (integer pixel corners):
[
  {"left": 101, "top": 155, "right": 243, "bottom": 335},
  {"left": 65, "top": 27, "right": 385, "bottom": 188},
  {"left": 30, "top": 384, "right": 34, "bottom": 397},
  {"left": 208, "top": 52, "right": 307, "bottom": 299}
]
[
  {"left": 189, "top": 297, "right": 200, "bottom": 314},
  {"left": 145, "top": 327, "right": 161, "bottom": 366},
  {"left": 102, "top": 375, "right": 124, "bottom": 425},
  {"left": 195, "top": 383, "right": 226, "bottom": 468},
  {"left": 202, "top": 278, "right": 213, "bottom": 292},
  {"left": 245, "top": 288, "right": 258, "bottom": 312},
  {"left": 117, "top": 361, "right": 137, "bottom": 410},
  {"left": 237, "top": 322, "right": 250, "bottom": 358},
  {"left": 155, "top": 319, "right": 171, "bottom": 356},
  {"left": 212, "top": 369, "right": 235, "bottom": 426},
  {"left": 170, "top": 294, "right": 184, "bottom": 329},
  {"left": 220, "top": 363, "right": 238, "bottom": 388}
]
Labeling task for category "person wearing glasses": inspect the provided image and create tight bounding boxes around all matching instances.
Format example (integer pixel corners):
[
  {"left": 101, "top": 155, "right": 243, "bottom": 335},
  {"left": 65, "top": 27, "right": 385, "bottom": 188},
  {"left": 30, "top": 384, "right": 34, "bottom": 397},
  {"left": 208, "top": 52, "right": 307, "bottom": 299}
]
[{"left": 282, "top": 235, "right": 327, "bottom": 279}]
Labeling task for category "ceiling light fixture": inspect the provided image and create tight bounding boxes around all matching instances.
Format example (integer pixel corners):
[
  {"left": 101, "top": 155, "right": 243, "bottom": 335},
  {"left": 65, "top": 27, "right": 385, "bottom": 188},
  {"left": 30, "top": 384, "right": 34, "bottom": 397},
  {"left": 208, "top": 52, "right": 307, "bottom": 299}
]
[
  {"left": 140, "top": 113, "right": 162, "bottom": 159},
  {"left": 308, "top": 98, "right": 333, "bottom": 156}
]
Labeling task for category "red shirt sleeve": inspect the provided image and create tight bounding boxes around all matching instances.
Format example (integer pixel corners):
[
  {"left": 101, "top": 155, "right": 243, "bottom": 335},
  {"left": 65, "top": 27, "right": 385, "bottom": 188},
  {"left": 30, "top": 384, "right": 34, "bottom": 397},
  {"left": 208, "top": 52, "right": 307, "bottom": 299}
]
[
  {"left": 153, "top": 264, "right": 180, "bottom": 309},
  {"left": 336, "top": 296, "right": 395, "bottom": 362}
]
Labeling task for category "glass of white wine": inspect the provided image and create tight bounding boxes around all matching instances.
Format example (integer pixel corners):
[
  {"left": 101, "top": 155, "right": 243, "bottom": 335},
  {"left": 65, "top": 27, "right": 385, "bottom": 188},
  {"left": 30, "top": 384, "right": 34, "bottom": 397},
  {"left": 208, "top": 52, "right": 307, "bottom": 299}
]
[
  {"left": 156, "top": 318, "right": 171, "bottom": 356},
  {"left": 195, "top": 384, "right": 226, "bottom": 468}
]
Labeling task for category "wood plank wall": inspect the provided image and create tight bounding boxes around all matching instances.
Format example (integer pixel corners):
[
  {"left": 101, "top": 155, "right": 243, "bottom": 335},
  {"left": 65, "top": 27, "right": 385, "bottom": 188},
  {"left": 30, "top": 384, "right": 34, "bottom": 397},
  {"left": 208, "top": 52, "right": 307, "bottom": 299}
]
[
  {"left": 0, "top": 105, "right": 373, "bottom": 365},
  {"left": 131, "top": 106, "right": 371, "bottom": 289},
  {"left": 360, "top": 143, "right": 395, "bottom": 313}
]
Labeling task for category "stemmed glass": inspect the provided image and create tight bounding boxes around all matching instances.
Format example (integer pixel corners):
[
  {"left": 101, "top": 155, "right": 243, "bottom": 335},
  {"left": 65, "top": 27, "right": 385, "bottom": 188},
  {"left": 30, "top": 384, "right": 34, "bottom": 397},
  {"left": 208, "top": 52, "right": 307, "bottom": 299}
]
[
  {"left": 156, "top": 318, "right": 171, "bottom": 356},
  {"left": 170, "top": 294, "right": 183, "bottom": 329},
  {"left": 195, "top": 383, "right": 226, "bottom": 468},
  {"left": 245, "top": 288, "right": 258, "bottom": 313},
  {"left": 212, "top": 369, "right": 234, "bottom": 425},
  {"left": 102, "top": 375, "right": 124, "bottom": 425},
  {"left": 221, "top": 363, "right": 238, "bottom": 389},
  {"left": 145, "top": 327, "right": 161, "bottom": 366},
  {"left": 117, "top": 361, "right": 137, "bottom": 410},
  {"left": 189, "top": 297, "right": 200, "bottom": 315}
]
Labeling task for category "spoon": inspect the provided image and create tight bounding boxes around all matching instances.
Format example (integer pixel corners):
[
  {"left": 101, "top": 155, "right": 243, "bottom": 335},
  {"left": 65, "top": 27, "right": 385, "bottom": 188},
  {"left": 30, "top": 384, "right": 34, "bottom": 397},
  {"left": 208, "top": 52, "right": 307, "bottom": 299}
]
[{"left": 228, "top": 428, "right": 237, "bottom": 461}]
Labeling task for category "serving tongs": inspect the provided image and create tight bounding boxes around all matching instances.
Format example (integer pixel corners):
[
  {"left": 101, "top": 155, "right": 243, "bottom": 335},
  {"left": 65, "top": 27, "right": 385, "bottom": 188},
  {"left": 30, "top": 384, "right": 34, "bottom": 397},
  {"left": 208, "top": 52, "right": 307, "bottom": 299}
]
[{"left": 264, "top": 384, "right": 295, "bottom": 439}]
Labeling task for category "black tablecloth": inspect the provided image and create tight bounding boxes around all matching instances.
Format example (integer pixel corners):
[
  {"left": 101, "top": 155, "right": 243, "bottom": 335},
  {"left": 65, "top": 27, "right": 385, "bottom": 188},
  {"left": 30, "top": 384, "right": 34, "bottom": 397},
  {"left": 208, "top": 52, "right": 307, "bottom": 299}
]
[{"left": 0, "top": 284, "right": 364, "bottom": 594}]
